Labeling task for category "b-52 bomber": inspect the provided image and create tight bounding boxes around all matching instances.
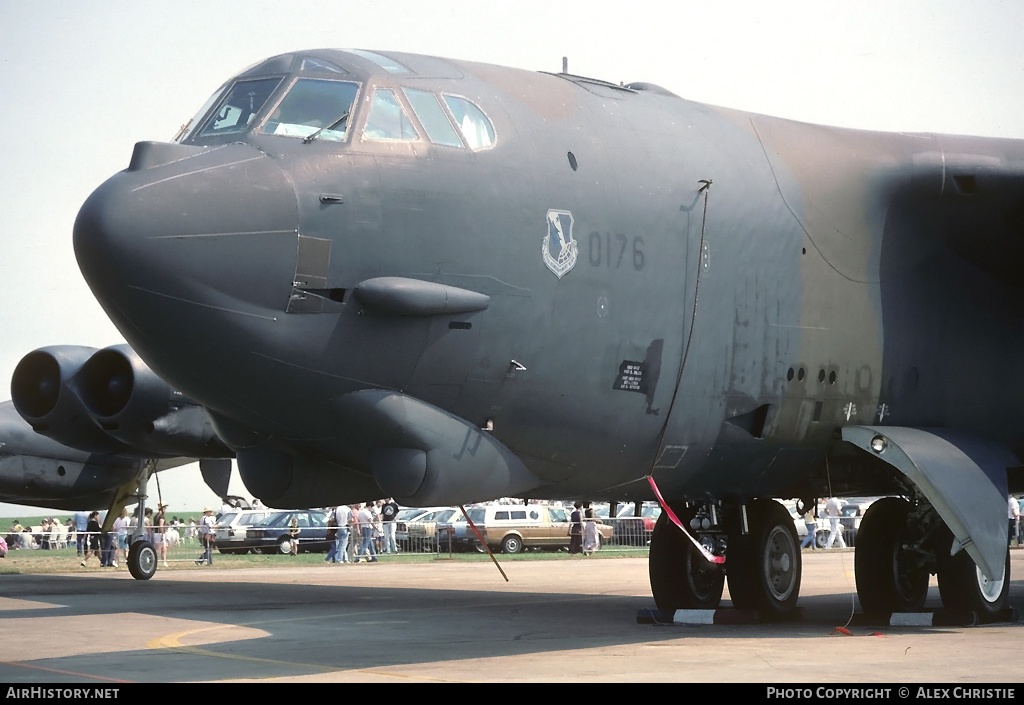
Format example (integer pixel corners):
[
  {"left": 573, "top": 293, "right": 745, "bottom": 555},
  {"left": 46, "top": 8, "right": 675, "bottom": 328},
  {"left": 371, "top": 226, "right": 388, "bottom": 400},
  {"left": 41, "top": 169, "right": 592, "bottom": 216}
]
[{"left": 63, "top": 49, "right": 1024, "bottom": 616}]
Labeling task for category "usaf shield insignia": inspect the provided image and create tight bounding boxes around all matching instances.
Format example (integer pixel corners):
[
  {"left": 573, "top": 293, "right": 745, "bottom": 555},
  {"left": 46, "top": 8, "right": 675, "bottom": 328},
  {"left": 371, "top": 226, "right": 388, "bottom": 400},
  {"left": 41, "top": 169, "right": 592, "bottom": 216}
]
[{"left": 542, "top": 209, "right": 578, "bottom": 279}]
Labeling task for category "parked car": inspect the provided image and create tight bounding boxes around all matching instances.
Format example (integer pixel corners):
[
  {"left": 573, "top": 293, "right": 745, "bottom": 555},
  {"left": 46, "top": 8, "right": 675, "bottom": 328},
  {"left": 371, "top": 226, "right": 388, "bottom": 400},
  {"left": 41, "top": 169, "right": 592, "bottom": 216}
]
[
  {"left": 456, "top": 504, "right": 613, "bottom": 554},
  {"left": 243, "top": 510, "right": 332, "bottom": 554},
  {"left": 611, "top": 502, "right": 662, "bottom": 546},
  {"left": 405, "top": 507, "right": 462, "bottom": 551},
  {"left": 214, "top": 509, "right": 270, "bottom": 553},
  {"left": 395, "top": 507, "right": 448, "bottom": 549}
]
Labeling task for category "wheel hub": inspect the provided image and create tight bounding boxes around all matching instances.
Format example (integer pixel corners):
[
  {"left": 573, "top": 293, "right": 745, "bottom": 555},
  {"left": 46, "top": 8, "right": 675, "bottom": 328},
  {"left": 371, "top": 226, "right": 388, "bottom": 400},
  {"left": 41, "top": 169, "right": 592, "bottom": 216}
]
[
  {"left": 764, "top": 526, "right": 797, "bottom": 600},
  {"left": 976, "top": 565, "right": 1005, "bottom": 603}
]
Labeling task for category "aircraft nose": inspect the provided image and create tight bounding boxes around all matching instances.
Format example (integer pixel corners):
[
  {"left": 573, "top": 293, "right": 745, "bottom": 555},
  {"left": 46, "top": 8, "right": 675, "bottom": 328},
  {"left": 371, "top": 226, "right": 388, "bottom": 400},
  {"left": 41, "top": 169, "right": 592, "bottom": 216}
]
[{"left": 74, "top": 142, "right": 299, "bottom": 334}]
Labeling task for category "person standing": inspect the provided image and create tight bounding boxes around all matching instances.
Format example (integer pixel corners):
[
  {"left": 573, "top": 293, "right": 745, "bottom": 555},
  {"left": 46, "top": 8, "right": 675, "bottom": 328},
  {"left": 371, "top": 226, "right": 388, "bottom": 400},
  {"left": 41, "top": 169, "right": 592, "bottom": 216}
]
[
  {"left": 825, "top": 497, "right": 846, "bottom": 549},
  {"left": 355, "top": 502, "right": 377, "bottom": 563},
  {"left": 380, "top": 498, "right": 399, "bottom": 554},
  {"left": 333, "top": 504, "right": 352, "bottom": 563},
  {"left": 1009, "top": 494, "right": 1020, "bottom": 547},
  {"left": 113, "top": 508, "right": 130, "bottom": 568},
  {"left": 288, "top": 514, "right": 300, "bottom": 556},
  {"left": 800, "top": 505, "right": 818, "bottom": 550},
  {"left": 582, "top": 507, "right": 601, "bottom": 555},
  {"left": 153, "top": 502, "right": 169, "bottom": 567},
  {"left": 74, "top": 510, "right": 88, "bottom": 556},
  {"left": 81, "top": 511, "right": 102, "bottom": 567},
  {"left": 324, "top": 510, "right": 339, "bottom": 563},
  {"left": 197, "top": 507, "right": 216, "bottom": 565},
  {"left": 569, "top": 502, "right": 583, "bottom": 555}
]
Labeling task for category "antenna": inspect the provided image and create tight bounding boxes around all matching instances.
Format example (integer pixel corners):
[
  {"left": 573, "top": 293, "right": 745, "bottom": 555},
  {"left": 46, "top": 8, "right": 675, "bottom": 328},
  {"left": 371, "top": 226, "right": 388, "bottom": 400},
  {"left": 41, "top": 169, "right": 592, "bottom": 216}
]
[{"left": 562, "top": 56, "right": 568, "bottom": 74}]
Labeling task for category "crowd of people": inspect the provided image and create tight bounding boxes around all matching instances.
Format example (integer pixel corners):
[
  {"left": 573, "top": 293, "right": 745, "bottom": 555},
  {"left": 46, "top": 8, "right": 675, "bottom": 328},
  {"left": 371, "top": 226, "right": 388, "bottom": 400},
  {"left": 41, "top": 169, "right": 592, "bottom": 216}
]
[
  {"left": 4, "top": 517, "right": 74, "bottom": 551},
  {"left": 323, "top": 498, "right": 400, "bottom": 564},
  {"left": 1, "top": 502, "right": 213, "bottom": 568}
]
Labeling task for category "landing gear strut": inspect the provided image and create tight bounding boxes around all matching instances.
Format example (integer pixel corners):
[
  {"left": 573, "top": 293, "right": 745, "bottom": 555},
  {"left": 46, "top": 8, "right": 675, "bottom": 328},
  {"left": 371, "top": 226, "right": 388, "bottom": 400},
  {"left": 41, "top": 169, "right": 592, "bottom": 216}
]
[{"left": 649, "top": 510, "right": 724, "bottom": 610}]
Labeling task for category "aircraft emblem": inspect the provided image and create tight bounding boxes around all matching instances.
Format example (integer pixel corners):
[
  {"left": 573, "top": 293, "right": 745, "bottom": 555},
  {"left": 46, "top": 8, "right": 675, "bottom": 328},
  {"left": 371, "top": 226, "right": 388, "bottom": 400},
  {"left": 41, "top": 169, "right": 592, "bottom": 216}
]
[{"left": 542, "top": 209, "right": 578, "bottom": 279}]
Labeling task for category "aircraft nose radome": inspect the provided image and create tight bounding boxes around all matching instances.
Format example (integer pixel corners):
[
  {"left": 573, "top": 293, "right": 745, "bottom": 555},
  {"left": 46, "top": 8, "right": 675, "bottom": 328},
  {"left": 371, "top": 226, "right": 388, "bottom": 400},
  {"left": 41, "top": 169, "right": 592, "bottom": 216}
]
[{"left": 74, "top": 142, "right": 300, "bottom": 333}]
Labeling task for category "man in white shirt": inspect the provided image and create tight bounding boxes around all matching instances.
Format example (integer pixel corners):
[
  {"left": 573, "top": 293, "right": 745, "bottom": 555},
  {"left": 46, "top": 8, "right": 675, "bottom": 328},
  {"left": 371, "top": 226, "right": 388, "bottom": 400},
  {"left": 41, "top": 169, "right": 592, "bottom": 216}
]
[
  {"left": 112, "top": 508, "right": 129, "bottom": 569},
  {"left": 333, "top": 505, "right": 352, "bottom": 564},
  {"left": 825, "top": 497, "right": 846, "bottom": 549},
  {"left": 355, "top": 503, "right": 378, "bottom": 563}
]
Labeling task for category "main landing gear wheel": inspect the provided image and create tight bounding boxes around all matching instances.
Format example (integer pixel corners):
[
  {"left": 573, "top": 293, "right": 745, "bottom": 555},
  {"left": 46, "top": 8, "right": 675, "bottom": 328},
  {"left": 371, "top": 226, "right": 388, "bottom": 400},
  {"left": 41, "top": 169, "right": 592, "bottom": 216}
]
[
  {"left": 649, "top": 510, "right": 724, "bottom": 610},
  {"left": 937, "top": 543, "right": 1010, "bottom": 621},
  {"left": 128, "top": 539, "right": 157, "bottom": 581},
  {"left": 726, "top": 499, "right": 801, "bottom": 617},
  {"left": 854, "top": 497, "right": 928, "bottom": 613}
]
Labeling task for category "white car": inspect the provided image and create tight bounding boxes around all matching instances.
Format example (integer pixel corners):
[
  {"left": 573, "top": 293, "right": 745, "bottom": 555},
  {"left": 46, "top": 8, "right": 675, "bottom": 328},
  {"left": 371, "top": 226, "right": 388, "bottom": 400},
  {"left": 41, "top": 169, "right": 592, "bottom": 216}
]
[{"left": 215, "top": 509, "right": 271, "bottom": 553}]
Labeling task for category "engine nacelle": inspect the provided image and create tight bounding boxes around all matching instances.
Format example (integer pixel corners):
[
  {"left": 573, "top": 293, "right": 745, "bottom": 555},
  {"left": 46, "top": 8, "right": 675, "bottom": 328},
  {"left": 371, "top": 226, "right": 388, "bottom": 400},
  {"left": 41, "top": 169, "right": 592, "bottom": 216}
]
[
  {"left": 225, "top": 390, "right": 543, "bottom": 508},
  {"left": 70, "top": 345, "right": 230, "bottom": 458},
  {"left": 12, "top": 344, "right": 230, "bottom": 459},
  {"left": 11, "top": 346, "right": 126, "bottom": 453}
]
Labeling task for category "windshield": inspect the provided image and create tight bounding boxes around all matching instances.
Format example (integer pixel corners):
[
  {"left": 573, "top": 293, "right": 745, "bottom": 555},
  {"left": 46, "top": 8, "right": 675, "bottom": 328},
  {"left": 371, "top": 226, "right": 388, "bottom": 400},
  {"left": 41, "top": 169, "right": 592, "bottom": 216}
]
[
  {"left": 197, "top": 77, "right": 283, "bottom": 138},
  {"left": 262, "top": 78, "right": 360, "bottom": 141}
]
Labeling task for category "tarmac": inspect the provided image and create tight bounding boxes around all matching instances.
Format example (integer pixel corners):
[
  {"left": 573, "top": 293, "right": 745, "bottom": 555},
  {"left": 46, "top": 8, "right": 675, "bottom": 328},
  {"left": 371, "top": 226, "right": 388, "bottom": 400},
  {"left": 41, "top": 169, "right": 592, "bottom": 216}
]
[{"left": 1, "top": 549, "right": 1022, "bottom": 683}]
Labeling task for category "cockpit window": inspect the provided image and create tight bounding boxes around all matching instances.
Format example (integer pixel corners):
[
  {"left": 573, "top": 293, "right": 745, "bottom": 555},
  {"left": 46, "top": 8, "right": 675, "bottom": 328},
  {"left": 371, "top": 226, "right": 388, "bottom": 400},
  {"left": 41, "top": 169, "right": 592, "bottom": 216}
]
[
  {"left": 363, "top": 88, "right": 419, "bottom": 141},
  {"left": 299, "top": 57, "right": 347, "bottom": 74},
  {"left": 261, "top": 78, "right": 359, "bottom": 141},
  {"left": 197, "top": 77, "right": 283, "bottom": 138},
  {"left": 175, "top": 84, "right": 227, "bottom": 142},
  {"left": 443, "top": 95, "right": 495, "bottom": 150},
  {"left": 346, "top": 49, "right": 412, "bottom": 75},
  {"left": 403, "top": 88, "right": 462, "bottom": 147}
]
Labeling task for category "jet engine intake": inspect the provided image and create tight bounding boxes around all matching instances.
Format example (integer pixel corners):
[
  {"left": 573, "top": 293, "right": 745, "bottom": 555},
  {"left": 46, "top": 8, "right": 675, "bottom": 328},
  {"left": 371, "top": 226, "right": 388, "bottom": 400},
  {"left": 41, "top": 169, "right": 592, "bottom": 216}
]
[{"left": 12, "top": 346, "right": 126, "bottom": 453}]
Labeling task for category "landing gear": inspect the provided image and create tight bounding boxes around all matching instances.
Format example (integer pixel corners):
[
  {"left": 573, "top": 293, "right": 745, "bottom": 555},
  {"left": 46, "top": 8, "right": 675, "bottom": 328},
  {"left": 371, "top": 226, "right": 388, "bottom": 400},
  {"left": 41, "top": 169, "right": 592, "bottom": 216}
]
[
  {"left": 649, "top": 510, "right": 724, "bottom": 610},
  {"left": 127, "top": 539, "right": 157, "bottom": 580},
  {"left": 854, "top": 498, "right": 928, "bottom": 613},
  {"left": 938, "top": 542, "right": 1010, "bottom": 621},
  {"left": 727, "top": 499, "right": 801, "bottom": 617}
]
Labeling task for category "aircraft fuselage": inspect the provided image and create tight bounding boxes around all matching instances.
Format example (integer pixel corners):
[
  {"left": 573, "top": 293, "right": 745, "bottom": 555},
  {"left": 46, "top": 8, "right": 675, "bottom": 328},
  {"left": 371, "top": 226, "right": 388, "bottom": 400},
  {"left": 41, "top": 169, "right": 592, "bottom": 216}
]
[{"left": 74, "top": 50, "right": 1024, "bottom": 509}]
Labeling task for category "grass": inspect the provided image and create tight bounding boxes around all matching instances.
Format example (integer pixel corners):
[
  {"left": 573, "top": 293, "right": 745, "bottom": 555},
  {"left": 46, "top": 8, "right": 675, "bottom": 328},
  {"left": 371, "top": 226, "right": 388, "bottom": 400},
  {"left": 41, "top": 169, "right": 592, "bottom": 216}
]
[{"left": 0, "top": 541, "right": 648, "bottom": 575}]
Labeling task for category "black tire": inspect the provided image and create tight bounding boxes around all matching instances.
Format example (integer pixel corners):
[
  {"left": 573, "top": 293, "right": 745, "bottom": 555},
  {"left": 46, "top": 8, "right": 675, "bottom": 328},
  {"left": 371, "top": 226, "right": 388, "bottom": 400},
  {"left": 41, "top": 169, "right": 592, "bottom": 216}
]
[
  {"left": 501, "top": 534, "right": 523, "bottom": 554},
  {"left": 278, "top": 537, "right": 293, "bottom": 555},
  {"left": 726, "top": 499, "right": 801, "bottom": 616},
  {"left": 649, "top": 510, "right": 724, "bottom": 610},
  {"left": 815, "top": 530, "right": 829, "bottom": 549},
  {"left": 127, "top": 539, "right": 157, "bottom": 581},
  {"left": 854, "top": 497, "right": 928, "bottom": 613},
  {"left": 937, "top": 543, "right": 1010, "bottom": 621}
]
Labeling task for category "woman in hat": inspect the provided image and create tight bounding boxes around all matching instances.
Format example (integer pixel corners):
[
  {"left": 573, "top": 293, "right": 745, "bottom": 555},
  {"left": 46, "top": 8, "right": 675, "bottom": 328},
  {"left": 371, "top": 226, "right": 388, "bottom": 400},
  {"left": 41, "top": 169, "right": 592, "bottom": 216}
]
[{"left": 197, "top": 507, "right": 216, "bottom": 565}]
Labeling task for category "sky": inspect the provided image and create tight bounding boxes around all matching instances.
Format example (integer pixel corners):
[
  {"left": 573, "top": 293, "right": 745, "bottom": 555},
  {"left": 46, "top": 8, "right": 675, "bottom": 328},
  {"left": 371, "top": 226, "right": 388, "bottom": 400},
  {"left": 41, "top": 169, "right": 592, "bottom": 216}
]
[{"left": 1, "top": 0, "right": 1023, "bottom": 515}]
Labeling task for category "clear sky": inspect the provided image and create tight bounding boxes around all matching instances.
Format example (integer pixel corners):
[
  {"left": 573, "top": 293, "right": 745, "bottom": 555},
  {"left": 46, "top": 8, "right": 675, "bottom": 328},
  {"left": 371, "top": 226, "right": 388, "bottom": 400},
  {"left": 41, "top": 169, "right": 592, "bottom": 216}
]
[{"left": 1, "top": 0, "right": 1022, "bottom": 516}]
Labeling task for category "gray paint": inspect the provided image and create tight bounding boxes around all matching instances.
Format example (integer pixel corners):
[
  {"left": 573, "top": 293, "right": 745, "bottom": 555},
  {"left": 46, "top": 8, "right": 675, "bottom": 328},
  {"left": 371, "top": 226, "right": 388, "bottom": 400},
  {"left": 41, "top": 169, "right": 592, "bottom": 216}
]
[{"left": 61, "top": 50, "right": 1024, "bottom": 591}]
